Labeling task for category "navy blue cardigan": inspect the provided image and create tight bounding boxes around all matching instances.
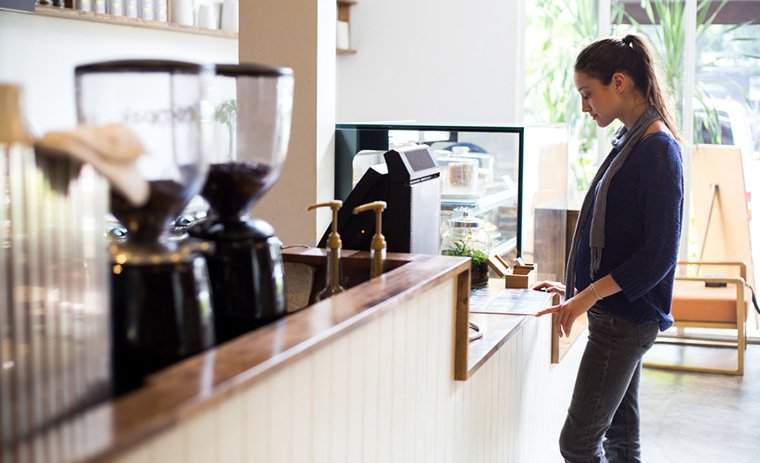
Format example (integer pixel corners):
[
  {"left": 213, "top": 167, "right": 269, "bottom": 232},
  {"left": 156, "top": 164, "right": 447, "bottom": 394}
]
[{"left": 573, "top": 132, "right": 684, "bottom": 331}]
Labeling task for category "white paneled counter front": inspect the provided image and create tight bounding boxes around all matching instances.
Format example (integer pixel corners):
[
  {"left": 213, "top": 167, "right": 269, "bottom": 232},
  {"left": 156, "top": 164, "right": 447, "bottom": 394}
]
[{"left": 110, "top": 257, "right": 585, "bottom": 463}]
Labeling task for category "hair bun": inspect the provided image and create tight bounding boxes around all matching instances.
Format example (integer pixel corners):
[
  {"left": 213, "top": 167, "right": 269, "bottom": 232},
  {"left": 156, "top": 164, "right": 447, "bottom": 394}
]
[{"left": 622, "top": 35, "right": 636, "bottom": 47}]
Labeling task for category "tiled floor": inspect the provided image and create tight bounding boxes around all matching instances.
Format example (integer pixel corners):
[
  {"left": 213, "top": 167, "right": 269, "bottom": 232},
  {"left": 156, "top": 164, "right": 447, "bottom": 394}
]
[{"left": 639, "top": 344, "right": 760, "bottom": 463}]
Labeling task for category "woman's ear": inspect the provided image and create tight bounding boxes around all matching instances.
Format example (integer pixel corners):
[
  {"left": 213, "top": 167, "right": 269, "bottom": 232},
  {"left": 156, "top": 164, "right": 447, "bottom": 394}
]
[{"left": 612, "top": 72, "right": 627, "bottom": 94}]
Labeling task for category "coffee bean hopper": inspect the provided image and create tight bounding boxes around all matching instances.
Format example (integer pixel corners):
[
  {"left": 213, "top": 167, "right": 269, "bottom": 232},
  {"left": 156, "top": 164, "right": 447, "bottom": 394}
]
[
  {"left": 75, "top": 60, "right": 215, "bottom": 395},
  {"left": 189, "top": 63, "right": 294, "bottom": 344}
]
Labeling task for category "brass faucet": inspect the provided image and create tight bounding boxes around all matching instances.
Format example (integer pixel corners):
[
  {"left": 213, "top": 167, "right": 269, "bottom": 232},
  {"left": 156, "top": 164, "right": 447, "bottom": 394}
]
[
  {"left": 307, "top": 200, "right": 345, "bottom": 299},
  {"left": 353, "top": 201, "right": 387, "bottom": 278}
]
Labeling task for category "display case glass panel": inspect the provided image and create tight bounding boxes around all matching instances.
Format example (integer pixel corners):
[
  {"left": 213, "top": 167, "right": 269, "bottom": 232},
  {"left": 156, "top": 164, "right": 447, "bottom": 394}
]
[{"left": 335, "top": 123, "right": 568, "bottom": 278}]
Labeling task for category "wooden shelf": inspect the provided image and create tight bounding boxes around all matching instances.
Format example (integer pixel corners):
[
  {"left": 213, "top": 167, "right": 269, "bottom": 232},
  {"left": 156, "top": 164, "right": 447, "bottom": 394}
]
[
  {"left": 29, "top": 5, "right": 237, "bottom": 39},
  {"left": 337, "top": 0, "right": 356, "bottom": 54}
]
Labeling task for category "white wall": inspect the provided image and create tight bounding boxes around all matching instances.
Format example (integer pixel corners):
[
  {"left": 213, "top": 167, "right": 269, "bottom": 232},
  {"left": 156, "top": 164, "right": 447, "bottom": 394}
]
[
  {"left": 0, "top": 11, "right": 237, "bottom": 135},
  {"left": 337, "top": 0, "right": 525, "bottom": 123}
]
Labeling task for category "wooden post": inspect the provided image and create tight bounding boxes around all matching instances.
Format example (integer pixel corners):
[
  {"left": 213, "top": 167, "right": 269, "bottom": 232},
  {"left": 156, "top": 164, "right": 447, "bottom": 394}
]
[{"left": 240, "top": 0, "right": 337, "bottom": 245}]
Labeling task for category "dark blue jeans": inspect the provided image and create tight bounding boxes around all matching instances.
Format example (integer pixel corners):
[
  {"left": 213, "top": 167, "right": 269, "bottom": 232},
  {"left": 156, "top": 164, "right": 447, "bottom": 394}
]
[{"left": 559, "top": 307, "right": 660, "bottom": 463}]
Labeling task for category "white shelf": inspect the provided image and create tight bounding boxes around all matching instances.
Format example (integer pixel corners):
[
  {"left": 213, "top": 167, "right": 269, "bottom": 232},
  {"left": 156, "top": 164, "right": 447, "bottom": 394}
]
[
  {"left": 28, "top": 5, "right": 237, "bottom": 39},
  {"left": 441, "top": 188, "right": 517, "bottom": 213}
]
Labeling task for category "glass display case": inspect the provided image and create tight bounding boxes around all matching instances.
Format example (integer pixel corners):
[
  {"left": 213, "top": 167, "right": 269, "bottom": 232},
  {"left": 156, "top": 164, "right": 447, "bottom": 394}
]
[{"left": 335, "top": 123, "right": 569, "bottom": 276}]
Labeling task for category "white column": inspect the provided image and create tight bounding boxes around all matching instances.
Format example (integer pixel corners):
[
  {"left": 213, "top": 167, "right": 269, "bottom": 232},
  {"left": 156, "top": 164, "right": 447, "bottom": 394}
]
[
  {"left": 596, "top": 0, "right": 611, "bottom": 163},
  {"left": 683, "top": 0, "right": 696, "bottom": 145},
  {"left": 513, "top": 0, "right": 527, "bottom": 122},
  {"left": 598, "top": 0, "right": 610, "bottom": 38},
  {"left": 240, "top": 0, "right": 336, "bottom": 245},
  {"left": 681, "top": 0, "right": 697, "bottom": 259}
]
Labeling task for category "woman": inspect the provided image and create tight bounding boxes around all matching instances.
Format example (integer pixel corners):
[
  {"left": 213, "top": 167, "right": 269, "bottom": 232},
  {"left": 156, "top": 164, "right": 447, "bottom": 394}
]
[{"left": 535, "top": 34, "right": 683, "bottom": 463}]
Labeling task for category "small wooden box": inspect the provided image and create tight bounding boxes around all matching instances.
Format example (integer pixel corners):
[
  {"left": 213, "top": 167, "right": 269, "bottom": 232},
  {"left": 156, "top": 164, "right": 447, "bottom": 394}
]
[{"left": 505, "top": 263, "right": 537, "bottom": 288}]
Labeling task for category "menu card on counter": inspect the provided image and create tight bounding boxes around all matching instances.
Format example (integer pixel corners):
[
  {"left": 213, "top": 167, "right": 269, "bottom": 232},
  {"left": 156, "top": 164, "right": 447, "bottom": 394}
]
[{"left": 470, "top": 286, "right": 554, "bottom": 316}]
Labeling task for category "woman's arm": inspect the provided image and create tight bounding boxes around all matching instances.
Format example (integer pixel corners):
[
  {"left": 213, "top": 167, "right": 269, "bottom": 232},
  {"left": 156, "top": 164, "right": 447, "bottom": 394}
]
[{"left": 609, "top": 138, "right": 684, "bottom": 302}]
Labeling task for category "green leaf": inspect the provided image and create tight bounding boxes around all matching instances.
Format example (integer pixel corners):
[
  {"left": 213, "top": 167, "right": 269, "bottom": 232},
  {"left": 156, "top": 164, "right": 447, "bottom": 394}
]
[{"left": 643, "top": 1, "right": 656, "bottom": 24}]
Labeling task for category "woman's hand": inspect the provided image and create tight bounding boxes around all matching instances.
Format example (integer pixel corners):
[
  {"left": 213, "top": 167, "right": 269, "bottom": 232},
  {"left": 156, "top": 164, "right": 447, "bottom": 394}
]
[
  {"left": 535, "top": 291, "right": 596, "bottom": 337},
  {"left": 533, "top": 280, "right": 566, "bottom": 297},
  {"left": 535, "top": 275, "right": 620, "bottom": 336}
]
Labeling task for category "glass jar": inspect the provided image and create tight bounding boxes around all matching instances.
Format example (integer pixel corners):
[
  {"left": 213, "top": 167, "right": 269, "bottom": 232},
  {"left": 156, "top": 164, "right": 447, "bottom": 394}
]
[
  {"left": 442, "top": 209, "right": 491, "bottom": 287},
  {"left": 442, "top": 208, "right": 491, "bottom": 255}
]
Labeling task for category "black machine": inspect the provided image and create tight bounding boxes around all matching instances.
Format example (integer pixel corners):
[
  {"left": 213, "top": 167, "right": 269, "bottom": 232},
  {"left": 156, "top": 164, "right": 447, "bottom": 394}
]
[
  {"left": 188, "top": 63, "right": 295, "bottom": 345},
  {"left": 76, "top": 60, "right": 217, "bottom": 396},
  {"left": 76, "top": 60, "right": 295, "bottom": 396},
  {"left": 319, "top": 145, "right": 441, "bottom": 254}
]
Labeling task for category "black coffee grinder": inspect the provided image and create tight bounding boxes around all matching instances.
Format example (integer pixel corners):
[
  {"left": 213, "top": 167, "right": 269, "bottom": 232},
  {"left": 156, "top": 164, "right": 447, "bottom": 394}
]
[
  {"left": 189, "top": 63, "right": 294, "bottom": 344},
  {"left": 75, "top": 60, "right": 216, "bottom": 396}
]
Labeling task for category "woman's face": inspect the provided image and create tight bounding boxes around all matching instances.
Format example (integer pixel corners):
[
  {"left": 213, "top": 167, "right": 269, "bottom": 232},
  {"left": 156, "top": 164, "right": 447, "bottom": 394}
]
[{"left": 574, "top": 71, "right": 623, "bottom": 128}]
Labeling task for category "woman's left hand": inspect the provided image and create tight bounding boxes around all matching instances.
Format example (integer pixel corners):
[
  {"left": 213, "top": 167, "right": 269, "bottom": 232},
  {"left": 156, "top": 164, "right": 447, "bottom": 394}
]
[{"left": 536, "top": 292, "right": 595, "bottom": 337}]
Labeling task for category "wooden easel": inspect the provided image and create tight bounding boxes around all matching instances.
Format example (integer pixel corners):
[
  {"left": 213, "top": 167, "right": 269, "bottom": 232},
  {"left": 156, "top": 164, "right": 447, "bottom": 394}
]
[{"left": 691, "top": 144, "right": 756, "bottom": 326}]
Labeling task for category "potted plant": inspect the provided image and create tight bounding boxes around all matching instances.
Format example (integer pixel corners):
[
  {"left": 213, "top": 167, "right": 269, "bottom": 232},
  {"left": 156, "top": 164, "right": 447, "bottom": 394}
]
[{"left": 443, "top": 240, "right": 490, "bottom": 288}]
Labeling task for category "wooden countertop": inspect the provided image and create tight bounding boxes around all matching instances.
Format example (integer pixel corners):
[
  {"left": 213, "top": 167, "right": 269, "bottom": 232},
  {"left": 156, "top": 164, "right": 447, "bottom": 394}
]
[
  {"left": 467, "top": 313, "right": 531, "bottom": 375},
  {"left": 16, "top": 249, "right": 469, "bottom": 463},
  {"left": 460, "top": 278, "right": 555, "bottom": 379}
]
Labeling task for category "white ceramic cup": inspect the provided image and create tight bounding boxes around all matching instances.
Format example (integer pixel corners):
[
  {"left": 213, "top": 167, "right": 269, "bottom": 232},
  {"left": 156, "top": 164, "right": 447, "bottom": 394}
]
[
  {"left": 154, "top": 0, "right": 168, "bottom": 22},
  {"left": 172, "top": 0, "right": 194, "bottom": 26},
  {"left": 125, "top": 0, "right": 138, "bottom": 17},
  {"left": 220, "top": 0, "right": 238, "bottom": 33},
  {"left": 197, "top": 3, "right": 218, "bottom": 29}
]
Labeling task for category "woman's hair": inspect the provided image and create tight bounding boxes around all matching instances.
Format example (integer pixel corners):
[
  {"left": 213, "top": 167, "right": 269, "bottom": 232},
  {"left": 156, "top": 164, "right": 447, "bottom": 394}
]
[{"left": 575, "top": 34, "right": 681, "bottom": 141}]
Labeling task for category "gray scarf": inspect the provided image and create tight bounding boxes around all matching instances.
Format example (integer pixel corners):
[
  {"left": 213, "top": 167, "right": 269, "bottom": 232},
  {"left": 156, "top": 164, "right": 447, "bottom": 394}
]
[{"left": 564, "top": 106, "right": 661, "bottom": 299}]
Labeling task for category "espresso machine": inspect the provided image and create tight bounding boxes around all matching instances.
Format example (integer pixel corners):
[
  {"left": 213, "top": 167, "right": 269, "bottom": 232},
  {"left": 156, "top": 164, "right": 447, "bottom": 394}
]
[
  {"left": 75, "top": 60, "right": 216, "bottom": 395},
  {"left": 189, "top": 63, "right": 294, "bottom": 344}
]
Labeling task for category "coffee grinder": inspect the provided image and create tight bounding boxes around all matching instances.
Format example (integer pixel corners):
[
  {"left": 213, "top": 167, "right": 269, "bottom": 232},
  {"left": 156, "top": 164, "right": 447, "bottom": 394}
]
[
  {"left": 75, "top": 60, "right": 216, "bottom": 396},
  {"left": 189, "top": 63, "right": 294, "bottom": 344}
]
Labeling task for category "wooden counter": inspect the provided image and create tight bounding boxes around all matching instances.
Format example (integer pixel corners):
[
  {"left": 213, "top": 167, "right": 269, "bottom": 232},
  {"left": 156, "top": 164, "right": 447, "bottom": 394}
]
[
  {"left": 10, "top": 251, "right": 587, "bottom": 463},
  {"left": 463, "top": 278, "right": 588, "bottom": 379},
  {"left": 12, "top": 249, "right": 468, "bottom": 463}
]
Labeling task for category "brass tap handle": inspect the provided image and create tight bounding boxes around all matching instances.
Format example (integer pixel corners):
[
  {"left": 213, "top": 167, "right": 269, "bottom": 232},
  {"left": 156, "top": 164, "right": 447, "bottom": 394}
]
[
  {"left": 307, "top": 200, "right": 343, "bottom": 250},
  {"left": 353, "top": 201, "right": 387, "bottom": 278}
]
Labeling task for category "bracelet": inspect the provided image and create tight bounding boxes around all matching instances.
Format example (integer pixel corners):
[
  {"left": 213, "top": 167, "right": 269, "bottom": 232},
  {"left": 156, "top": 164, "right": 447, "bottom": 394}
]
[{"left": 589, "top": 282, "right": 602, "bottom": 301}]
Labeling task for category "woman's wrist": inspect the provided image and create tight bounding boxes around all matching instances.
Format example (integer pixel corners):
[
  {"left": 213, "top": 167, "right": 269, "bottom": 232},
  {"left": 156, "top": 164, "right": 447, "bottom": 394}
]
[
  {"left": 575, "top": 285, "right": 600, "bottom": 311},
  {"left": 589, "top": 282, "right": 602, "bottom": 301}
]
